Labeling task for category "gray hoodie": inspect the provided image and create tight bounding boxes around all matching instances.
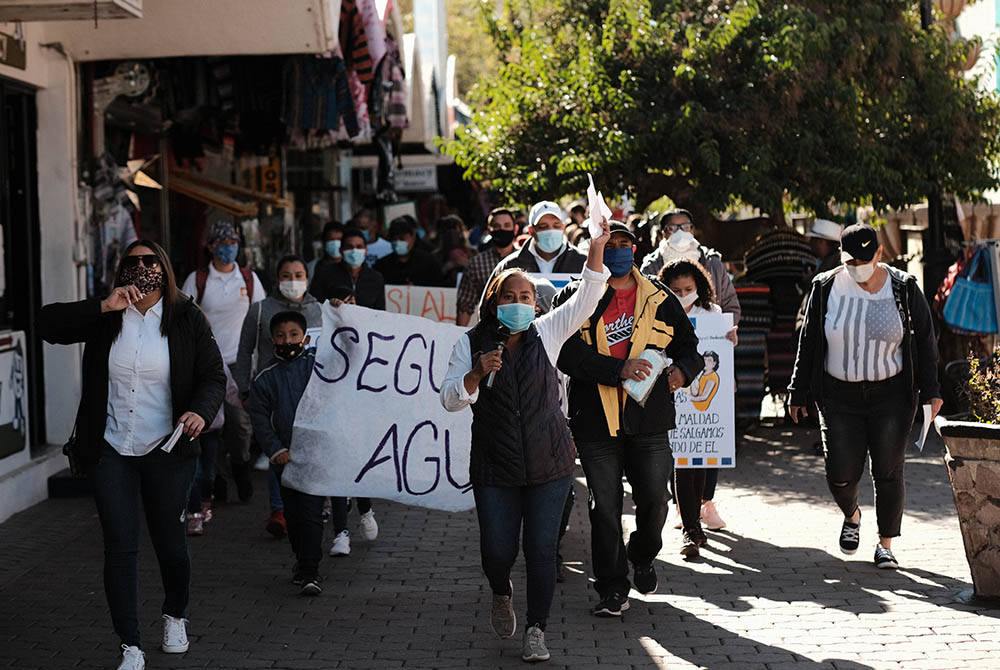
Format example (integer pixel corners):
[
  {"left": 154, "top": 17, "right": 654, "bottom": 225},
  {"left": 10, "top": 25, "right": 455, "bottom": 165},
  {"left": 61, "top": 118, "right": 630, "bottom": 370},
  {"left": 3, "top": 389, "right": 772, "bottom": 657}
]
[{"left": 232, "top": 292, "right": 323, "bottom": 394}]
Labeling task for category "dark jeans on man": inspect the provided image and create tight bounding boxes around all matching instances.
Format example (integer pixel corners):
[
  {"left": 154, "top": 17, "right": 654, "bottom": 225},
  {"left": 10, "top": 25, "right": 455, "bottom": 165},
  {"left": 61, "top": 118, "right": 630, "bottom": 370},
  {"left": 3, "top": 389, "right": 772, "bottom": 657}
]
[
  {"left": 331, "top": 496, "right": 372, "bottom": 534},
  {"left": 187, "top": 430, "right": 219, "bottom": 514},
  {"left": 819, "top": 374, "right": 917, "bottom": 538},
  {"left": 473, "top": 475, "right": 572, "bottom": 630},
  {"left": 577, "top": 433, "right": 672, "bottom": 598},
  {"left": 274, "top": 465, "right": 326, "bottom": 579},
  {"left": 88, "top": 442, "right": 197, "bottom": 649}
]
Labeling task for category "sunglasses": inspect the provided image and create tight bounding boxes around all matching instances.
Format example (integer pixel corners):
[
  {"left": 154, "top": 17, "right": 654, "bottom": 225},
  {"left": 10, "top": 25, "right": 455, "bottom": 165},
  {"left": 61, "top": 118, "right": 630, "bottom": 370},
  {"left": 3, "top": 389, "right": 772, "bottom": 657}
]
[
  {"left": 120, "top": 254, "right": 161, "bottom": 270},
  {"left": 664, "top": 222, "right": 693, "bottom": 234}
]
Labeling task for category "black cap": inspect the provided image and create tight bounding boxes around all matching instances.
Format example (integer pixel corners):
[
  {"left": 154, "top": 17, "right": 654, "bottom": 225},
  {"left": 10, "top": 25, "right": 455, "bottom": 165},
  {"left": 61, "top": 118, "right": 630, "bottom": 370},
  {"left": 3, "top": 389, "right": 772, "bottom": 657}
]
[
  {"left": 608, "top": 220, "right": 636, "bottom": 243},
  {"left": 840, "top": 223, "right": 878, "bottom": 262}
]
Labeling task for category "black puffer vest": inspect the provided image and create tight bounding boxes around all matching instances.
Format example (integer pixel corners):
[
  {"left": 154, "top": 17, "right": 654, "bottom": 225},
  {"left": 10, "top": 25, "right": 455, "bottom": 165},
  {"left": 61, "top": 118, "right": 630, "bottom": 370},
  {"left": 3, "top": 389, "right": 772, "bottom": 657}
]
[{"left": 467, "top": 325, "right": 575, "bottom": 488}]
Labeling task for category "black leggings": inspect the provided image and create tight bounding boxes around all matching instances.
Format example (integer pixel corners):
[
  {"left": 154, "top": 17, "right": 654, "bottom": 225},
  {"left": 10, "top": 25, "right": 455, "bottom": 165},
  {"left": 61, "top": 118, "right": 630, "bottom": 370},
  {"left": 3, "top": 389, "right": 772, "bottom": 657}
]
[{"left": 674, "top": 468, "right": 706, "bottom": 530}]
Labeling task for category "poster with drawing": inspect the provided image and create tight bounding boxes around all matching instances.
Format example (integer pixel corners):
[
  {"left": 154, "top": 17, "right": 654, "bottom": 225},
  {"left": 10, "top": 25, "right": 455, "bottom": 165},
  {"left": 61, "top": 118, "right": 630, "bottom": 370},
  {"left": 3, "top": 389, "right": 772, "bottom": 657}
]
[
  {"left": 670, "top": 313, "right": 735, "bottom": 469},
  {"left": 0, "top": 331, "right": 28, "bottom": 460}
]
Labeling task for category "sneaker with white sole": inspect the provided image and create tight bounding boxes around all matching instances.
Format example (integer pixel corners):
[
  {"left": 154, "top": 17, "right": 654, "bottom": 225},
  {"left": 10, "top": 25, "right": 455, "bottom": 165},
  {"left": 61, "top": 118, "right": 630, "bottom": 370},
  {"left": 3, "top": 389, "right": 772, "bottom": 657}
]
[
  {"left": 329, "top": 530, "right": 351, "bottom": 556},
  {"left": 593, "top": 592, "right": 630, "bottom": 617},
  {"left": 700, "top": 500, "right": 726, "bottom": 530},
  {"left": 874, "top": 545, "right": 899, "bottom": 569},
  {"left": 253, "top": 453, "right": 270, "bottom": 471},
  {"left": 521, "top": 625, "right": 550, "bottom": 662},
  {"left": 490, "top": 581, "right": 516, "bottom": 639},
  {"left": 359, "top": 510, "right": 379, "bottom": 541},
  {"left": 839, "top": 513, "right": 861, "bottom": 555},
  {"left": 161, "top": 614, "right": 189, "bottom": 653},
  {"left": 116, "top": 645, "right": 144, "bottom": 670},
  {"left": 669, "top": 504, "right": 683, "bottom": 530},
  {"left": 186, "top": 512, "right": 204, "bottom": 536}
]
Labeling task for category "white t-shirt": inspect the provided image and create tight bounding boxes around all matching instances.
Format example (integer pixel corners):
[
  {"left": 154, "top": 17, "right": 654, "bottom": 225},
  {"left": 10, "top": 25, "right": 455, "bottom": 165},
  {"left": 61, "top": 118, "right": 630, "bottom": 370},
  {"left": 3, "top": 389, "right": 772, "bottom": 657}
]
[
  {"left": 527, "top": 239, "right": 567, "bottom": 274},
  {"left": 687, "top": 303, "right": 722, "bottom": 318},
  {"left": 365, "top": 237, "right": 393, "bottom": 267},
  {"left": 824, "top": 266, "right": 903, "bottom": 382},
  {"left": 182, "top": 264, "right": 264, "bottom": 364}
]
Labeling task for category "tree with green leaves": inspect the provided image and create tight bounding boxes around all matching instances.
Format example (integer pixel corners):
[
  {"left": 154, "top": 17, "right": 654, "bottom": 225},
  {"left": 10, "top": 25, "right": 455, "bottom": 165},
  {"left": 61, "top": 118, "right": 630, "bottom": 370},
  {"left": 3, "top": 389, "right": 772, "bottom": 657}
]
[{"left": 444, "top": 0, "right": 1000, "bottom": 224}]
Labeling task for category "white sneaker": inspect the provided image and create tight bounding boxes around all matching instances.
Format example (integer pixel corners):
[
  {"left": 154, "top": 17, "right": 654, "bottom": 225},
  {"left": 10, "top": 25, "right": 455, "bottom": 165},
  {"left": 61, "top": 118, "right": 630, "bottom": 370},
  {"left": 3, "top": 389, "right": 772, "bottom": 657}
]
[
  {"left": 329, "top": 530, "right": 351, "bottom": 556},
  {"left": 521, "top": 625, "right": 550, "bottom": 662},
  {"left": 359, "top": 510, "right": 379, "bottom": 541},
  {"left": 161, "top": 614, "right": 189, "bottom": 653},
  {"left": 116, "top": 645, "right": 144, "bottom": 670},
  {"left": 253, "top": 453, "right": 270, "bottom": 471},
  {"left": 700, "top": 500, "right": 726, "bottom": 530}
]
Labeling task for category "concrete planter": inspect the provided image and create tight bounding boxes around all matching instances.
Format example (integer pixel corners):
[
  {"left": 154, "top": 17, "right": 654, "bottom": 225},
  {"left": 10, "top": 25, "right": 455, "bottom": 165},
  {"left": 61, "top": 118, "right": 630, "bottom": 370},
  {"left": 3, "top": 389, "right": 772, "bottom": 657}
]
[{"left": 935, "top": 416, "right": 1000, "bottom": 600}]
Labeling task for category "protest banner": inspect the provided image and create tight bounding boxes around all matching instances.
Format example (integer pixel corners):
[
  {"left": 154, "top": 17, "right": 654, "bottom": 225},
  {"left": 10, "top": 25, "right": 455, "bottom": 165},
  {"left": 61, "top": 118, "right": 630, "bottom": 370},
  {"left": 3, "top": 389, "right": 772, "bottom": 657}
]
[
  {"left": 282, "top": 304, "right": 475, "bottom": 512},
  {"left": 670, "top": 312, "right": 736, "bottom": 468},
  {"left": 385, "top": 284, "right": 457, "bottom": 323}
]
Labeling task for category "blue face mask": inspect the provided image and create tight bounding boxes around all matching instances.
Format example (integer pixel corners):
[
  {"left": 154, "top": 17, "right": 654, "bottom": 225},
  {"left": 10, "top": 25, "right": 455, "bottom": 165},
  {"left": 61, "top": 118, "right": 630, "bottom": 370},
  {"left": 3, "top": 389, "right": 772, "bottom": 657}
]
[
  {"left": 496, "top": 302, "right": 535, "bottom": 334},
  {"left": 415, "top": 227, "right": 426, "bottom": 239},
  {"left": 535, "top": 229, "right": 565, "bottom": 254},
  {"left": 325, "top": 239, "right": 342, "bottom": 259},
  {"left": 362, "top": 229, "right": 372, "bottom": 243},
  {"left": 393, "top": 240, "right": 410, "bottom": 256},
  {"left": 603, "top": 247, "right": 634, "bottom": 278},
  {"left": 213, "top": 243, "right": 238, "bottom": 265},
  {"left": 343, "top": 248, "right": 367, "bottom": 269}
]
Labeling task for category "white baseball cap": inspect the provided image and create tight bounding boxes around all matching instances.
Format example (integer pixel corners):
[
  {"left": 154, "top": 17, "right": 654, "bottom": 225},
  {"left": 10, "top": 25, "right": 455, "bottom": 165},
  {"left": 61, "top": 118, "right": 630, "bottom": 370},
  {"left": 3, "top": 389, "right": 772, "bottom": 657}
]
[
  {"left": 805, "top": 219, "right": 842, "bottom": 242},
  {"left": 528, "top": 201, "right": 565, "bottom": 228}
]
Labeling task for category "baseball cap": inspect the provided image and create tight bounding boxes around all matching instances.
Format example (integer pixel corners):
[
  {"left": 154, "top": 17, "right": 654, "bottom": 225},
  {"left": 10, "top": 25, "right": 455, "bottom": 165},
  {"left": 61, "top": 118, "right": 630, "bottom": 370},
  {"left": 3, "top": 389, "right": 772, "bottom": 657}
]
[
  {"left": 208, "top": 221, "right": 239, "bottom": 244},
  {"left": 840, "top": 223, "right": 879, "bottom": 262},
  {"left": 608, "top": 220, "right": 636, "bottom": 243},
  {"left": 528, "top": 201, "right": 565, "bottom": 228},
  {"left": 805, "top": 219, "right": 842, "bottom": 243}
]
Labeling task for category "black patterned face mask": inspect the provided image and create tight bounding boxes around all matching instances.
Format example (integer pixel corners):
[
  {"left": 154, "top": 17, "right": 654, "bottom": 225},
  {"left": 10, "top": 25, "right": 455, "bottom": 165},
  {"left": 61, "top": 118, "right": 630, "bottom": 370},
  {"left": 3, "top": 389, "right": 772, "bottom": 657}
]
[{"left": 118, "top": 264, "right": 165, "bottom": 295}]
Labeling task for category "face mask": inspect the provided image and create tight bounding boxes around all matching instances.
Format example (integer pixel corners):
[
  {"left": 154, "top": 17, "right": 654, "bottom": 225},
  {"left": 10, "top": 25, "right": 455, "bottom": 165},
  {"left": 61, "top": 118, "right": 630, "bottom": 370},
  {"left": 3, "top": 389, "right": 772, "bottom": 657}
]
[
  {"left": 118, "top": 264, "right": 164, "bottom": 295},
  {"left": 845, "top": 262, "right": 876, "bottom": 284},
  {"left": 603, "top": 247, "right": 634, "bottom": 278},
  {"left": 393, "top": 240, "right": 410, "bottom": 256},
  {"left": 311, "top": 241, "right": 323, "bottom": 256},
  {"left": 213, "top": 243, "right": 238, "bottom": 265},
  {"left": 325, "top": 239, "right": 342, "bottom": 259},
  {"left": 535, "top": 229, "right": 565, "bottom": 254},
  {"left": 343, "top": 248, "right": 367, "bottom": 269},
  {"left": 659, "top": 230, "right": 701, "bottom": 264},
  {"left": 491, "top": 229, "right": 516, "bottom": 249},
  {"left": 415, "top": 227, "right": 427, "bottom": 239},
  {"left": 496, "top": 302, "right": 535, "bottom": 333},
  {"left": 677, "top": 291, "right": 699, "bottom": 309},
  {"left": 362, "top": 229, "right": 372, "bottom": 242},
  {"left": 279, "top": 280, "right": 308, "bottom": 301},
  {"left": 273, "top": 341, "right": 304, "bottom": 361}
]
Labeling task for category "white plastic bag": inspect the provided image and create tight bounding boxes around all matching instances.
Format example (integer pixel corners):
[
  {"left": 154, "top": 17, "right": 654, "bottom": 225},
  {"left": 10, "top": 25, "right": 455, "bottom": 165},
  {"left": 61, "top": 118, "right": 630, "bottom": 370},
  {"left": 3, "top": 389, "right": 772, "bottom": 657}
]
[{"left": 622, "top": 350, "right": 672, "bottom": 407}]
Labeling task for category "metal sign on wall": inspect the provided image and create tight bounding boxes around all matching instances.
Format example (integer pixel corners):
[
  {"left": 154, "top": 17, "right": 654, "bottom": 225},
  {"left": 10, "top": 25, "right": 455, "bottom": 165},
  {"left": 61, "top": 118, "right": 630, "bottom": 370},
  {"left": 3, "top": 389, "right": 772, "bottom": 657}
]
[
  {"left": 0, "top": 32, "right": 26, "bottom": 70},
  {"left": 395, "top": 165, "right": 438, "bottom": 193}
]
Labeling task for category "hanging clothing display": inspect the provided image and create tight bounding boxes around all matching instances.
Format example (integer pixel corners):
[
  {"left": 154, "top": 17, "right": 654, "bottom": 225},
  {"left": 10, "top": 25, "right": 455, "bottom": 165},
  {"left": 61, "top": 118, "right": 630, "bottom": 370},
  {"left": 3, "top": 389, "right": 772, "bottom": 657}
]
[
  {"left": 369, "top": 36, "right": 408, "bottom": 131},
  {"left": 339, "top": 0, "right": 375, "bottom": 85},
  {"left": 93, "top": 202, "right": 138, "bottom": 297},
  {"left": 281, "top": 56, "right": 359, "bottom": 136}
]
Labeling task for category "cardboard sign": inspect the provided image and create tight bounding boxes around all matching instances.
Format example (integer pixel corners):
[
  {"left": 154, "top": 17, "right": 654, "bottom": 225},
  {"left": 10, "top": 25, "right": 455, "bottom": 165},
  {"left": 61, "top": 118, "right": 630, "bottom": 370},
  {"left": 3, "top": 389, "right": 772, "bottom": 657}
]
[
  {"left": 670, "top": 313, "right": 735, "bottom": 468},
  {"left": 282, "top": 304, "right": 474, "bottom": 512},
  {"left": 385, "top": 284, "right": 457, "bottom": 323}
]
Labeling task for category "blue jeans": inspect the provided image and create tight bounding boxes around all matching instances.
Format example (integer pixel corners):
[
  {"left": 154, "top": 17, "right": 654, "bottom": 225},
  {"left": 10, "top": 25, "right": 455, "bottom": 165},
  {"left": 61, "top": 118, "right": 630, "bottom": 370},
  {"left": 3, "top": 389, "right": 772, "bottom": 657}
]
[
  {"left": 576, "top": 433, "right": 672, "bottom": 598},
  {"left": 331, "top": 496, "right": 372, "bottom": 534},
  {"left": 88, "top": 442, "right": 197, "bottom": 649},
  {"left": 473, "top": 475, "right": 572, "bottom": 631},
  {"left": 187, "top": 430, "right": 219, "bottom": 514},
  {"left": 268, "top": 467, "right": 284, "bottom": 512}
]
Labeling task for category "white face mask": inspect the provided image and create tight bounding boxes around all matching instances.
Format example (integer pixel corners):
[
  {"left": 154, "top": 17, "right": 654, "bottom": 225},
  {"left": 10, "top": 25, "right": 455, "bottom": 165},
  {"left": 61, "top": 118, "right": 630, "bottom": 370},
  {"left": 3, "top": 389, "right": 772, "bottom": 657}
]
[
  {"left": 677, "top": 291, "right": 699, "bottom": 309},
  {"left": 660, "top": 230, "right": 701, "bottom": 263},
  {"left": 279, "top": 280, "right": 308, "bottom": 301},
  {"left": 845, "top": 262, "right": 876, "bottom": 284}
]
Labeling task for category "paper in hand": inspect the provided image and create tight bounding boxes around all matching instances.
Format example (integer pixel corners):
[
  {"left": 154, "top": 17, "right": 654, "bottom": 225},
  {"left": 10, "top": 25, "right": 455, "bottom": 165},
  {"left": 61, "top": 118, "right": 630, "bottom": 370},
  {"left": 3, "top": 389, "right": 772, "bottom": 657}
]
[
  {"left": 586, "top": 173, "right": 613, "bottom": 240},
  {"left": 160, "top": 423, "right": 187, "bottom": 453},
  {"left": 914, "top": 404, "right": 933, "bottom": 452}
]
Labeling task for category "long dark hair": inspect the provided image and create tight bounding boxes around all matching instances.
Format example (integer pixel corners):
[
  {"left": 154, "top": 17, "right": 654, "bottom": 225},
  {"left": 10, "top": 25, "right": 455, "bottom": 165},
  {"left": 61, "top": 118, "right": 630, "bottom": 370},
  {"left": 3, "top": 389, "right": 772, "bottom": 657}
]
[
  {"left": 658, "top": 259, "right": 715, "bottom": 310},
  {"left": 111, "top": 239, "right": 179, "bottom": 338}
]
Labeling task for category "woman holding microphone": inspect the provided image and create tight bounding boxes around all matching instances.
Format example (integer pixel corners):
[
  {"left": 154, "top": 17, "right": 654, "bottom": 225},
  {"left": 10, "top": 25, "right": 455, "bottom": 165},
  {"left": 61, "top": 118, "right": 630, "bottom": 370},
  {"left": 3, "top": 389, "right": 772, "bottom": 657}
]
[
  {"left": 40, "top": 240, "right": 225, "bottom": 670},
  {"left": 441, "top": 216, "right": 611, "bottom": 663}
]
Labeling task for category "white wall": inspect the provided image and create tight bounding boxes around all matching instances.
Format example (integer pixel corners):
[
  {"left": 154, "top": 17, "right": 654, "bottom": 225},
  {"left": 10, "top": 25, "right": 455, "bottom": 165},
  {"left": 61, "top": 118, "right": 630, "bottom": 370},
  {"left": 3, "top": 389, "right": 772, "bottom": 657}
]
[{"left": 956, "top": 1, "right": 999, "bottom": 93}]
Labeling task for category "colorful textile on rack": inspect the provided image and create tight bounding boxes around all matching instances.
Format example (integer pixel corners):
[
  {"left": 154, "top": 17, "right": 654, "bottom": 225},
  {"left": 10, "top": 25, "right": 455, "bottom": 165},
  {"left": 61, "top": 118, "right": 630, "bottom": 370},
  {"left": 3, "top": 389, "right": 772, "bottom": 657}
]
[
  {"left": 282, "top": 56, "right": 359, "bottom": 136},
  {"left": 744, "top": 230, "right": 816, "bottom": 284},
  {"left": 370, "top": 37, "right": 408, "bottom": 130},
  {"left": 340, "top": 0, "right": 375, "bottom": 85},
  {"left": 733, "top": 281, "right": 772, "bottom": 421},
  {"left": 358, "top": 0, "right": 387, "bottom": 74}
]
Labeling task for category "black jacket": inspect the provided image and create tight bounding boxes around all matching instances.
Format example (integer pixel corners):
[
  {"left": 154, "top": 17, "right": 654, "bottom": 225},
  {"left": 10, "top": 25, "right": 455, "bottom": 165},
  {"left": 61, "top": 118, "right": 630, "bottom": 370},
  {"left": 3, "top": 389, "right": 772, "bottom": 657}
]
[
  {"left": 788, "top": 265, "right": 941, "bottom": 409},
  {"left": 490, "top": 242, "right": 586, "bottom": 277},
  {"left": 554, "top": 269, "right": 704, "bottom": 440},
  {"left": 375, "top": 249, "right": 446, "bottom": 287},
  {"left": 39, "top": 295, "right": 226, "bottom": 463},
  {"left": 310, "top": 262, "right": 386, "bottom": 310}
]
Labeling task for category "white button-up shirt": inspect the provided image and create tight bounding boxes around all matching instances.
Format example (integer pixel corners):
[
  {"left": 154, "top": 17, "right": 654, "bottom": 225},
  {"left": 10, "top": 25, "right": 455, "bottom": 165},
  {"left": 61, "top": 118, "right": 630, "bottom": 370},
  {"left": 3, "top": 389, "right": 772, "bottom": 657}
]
[
  {"left": 528, "top": 239, "right": 567, "bottom": 274},
  {"left": 104, "top": 298, "right": 174, "bottom": 456},
  {"left": 181, "top": 264, "right": 264, "bottom": 365}
]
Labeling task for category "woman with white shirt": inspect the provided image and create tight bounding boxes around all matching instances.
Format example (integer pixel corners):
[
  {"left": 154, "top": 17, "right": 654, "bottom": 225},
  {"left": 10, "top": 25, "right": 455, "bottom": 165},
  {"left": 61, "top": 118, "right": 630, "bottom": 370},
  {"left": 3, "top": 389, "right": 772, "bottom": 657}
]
[
  {"left": 40, "top": 240, "right": 226, "bottom": 670},
  {"left": 789, "top": 224, "right": 942, "bottom": 570},
  {"left": 659, "top": 259, "right": 738, "bottom": 558},
  {"left": 440, "top": 220, "right": 610, "bottom": 664}
]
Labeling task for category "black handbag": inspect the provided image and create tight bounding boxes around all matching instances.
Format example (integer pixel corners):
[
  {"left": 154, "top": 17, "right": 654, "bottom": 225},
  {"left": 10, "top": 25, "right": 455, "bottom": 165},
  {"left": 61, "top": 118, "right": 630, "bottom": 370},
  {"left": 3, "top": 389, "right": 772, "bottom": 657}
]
[{"left": 62, "top": 427, "right": 85, "bottom": 477}]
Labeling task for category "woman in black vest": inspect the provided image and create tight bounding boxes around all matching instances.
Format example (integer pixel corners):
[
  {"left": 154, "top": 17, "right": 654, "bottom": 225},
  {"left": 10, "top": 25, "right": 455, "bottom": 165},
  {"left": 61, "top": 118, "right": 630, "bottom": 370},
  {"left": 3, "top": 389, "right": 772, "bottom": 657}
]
[
  {"left": 40, "top": 240, "right": 225, "bottom": 670},
  {"left": 441, "top": 220, "right": 610, "bottom": 663}
]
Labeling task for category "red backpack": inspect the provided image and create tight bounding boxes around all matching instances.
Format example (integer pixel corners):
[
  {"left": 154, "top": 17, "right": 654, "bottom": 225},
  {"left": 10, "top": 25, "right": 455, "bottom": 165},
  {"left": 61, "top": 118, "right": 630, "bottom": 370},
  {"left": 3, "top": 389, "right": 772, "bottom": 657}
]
[{"left": 194, "top": 265, "right": 255, "bottom": 304}]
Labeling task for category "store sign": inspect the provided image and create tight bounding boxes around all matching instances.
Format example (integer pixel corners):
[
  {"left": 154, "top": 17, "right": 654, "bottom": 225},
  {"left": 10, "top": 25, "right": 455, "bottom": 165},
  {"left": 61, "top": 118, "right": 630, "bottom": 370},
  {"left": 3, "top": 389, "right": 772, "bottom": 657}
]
[
  {"left": 396, "top": 165, "right": 438, "bottom": 193},
  {"left": 0, "top": 33, "right": 26, "bottom": 70}
]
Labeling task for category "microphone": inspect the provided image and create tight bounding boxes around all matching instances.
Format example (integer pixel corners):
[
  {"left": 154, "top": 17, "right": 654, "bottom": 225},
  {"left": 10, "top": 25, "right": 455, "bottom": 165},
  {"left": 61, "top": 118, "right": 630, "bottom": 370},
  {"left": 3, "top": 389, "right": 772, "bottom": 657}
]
[
  {"left": 485, "top": 325, "right": 510, "bottom": 390},
  {"left": 485, "top": 342, "right": 505, "bottom": 389}
]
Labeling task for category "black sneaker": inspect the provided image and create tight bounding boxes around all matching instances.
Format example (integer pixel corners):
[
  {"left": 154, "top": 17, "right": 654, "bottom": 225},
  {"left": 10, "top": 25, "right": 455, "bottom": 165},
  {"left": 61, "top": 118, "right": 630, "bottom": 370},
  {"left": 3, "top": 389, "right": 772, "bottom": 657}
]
[
  {"left": 299, "top": 576, "right": 323, "bottom": 596},
  {"left": 291, "top": 561, "right": 302, "bottom": 585},
  {"left": 689, "top": 525, "right": 708, "bottom": 547},
  {"left": 874, "top": 545, "right": 898, "bottom": 569},
  {"left": 839, "top": 514, "right": 861, "bottom": 555},
  {"left": 680, "top": 529, "right": 700, "bottom": 558},
  {"left": 632, "top": 563, "right": 657, "bottom": 595},
  {"left": 593, "top": 592, "right": 630, "bottom": 617},
  {"left": 233, "top": 463, "right": 254, "bottom": 502}
]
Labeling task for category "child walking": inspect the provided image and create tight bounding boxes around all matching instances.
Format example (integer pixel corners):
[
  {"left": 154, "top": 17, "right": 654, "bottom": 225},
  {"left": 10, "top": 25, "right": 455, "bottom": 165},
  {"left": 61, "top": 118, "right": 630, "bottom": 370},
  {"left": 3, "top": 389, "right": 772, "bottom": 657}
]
[{"left": 248, "top": 311, "right": 326, "bottom": 595}]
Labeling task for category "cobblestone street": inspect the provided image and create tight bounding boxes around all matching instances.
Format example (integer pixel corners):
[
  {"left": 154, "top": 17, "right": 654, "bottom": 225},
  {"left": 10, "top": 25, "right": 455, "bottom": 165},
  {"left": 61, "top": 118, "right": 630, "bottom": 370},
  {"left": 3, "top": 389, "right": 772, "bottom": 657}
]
[{"left": 1, "top": 424, "right": 997, "bottom": 669}]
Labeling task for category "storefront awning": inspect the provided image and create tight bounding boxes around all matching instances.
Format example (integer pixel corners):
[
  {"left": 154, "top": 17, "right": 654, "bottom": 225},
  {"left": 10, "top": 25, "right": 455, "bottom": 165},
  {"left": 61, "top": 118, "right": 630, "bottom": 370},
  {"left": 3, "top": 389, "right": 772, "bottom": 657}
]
[
  {"left": 0, "top": 0, "right": 141, "bottom": 22},
  {"left": 169, "top": 170, "right": 292, "bottom": 217},
  {"left": 39, "top": 0, "right": 338, "bottom": 61}
]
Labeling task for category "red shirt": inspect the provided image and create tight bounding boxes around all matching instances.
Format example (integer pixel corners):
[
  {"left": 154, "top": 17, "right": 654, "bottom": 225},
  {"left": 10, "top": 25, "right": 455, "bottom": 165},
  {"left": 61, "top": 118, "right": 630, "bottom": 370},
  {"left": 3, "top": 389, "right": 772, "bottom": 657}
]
[{"left": 602, "top": 283, "right": 637, "bottom": 360}]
